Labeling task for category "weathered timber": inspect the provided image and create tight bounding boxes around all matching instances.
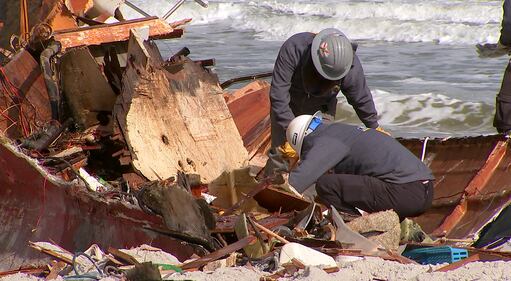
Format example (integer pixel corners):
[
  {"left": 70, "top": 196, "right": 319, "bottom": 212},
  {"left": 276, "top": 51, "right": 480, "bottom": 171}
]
[
  {"left": 137, "top": 178, "right": 215, "bottom": 250},
  {"left": 53, "top": 17, "right": 183, "bottom": 51},
  {"left": 114, "top": 29, "right": 248, "bottom": 182},
  {"left": 60, "top": 47, "right": 117, "bottom": 128}
]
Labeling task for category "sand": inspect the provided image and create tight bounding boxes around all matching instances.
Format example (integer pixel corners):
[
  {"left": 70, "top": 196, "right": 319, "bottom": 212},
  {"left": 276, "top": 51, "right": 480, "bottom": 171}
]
[
  {"left": 4, "top": 257, "right": 511, "bottom": 281},
  {"left": 168, "top": 257, "right": 511, "bottom": 281}
]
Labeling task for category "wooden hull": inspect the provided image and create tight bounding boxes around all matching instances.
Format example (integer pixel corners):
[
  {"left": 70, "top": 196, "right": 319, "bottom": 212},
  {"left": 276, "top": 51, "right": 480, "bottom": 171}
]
[{"left": 228, "top": 83, "right": 511, "bottom": 245}]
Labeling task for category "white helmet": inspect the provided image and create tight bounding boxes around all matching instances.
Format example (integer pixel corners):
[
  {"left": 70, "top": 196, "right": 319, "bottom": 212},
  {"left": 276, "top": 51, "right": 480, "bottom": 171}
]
[
  {"left": 286, "top": 111, "right": 323, "bottom": 157},
  {"left": 311, "top": 28, "right": 354, "bottom": 80}
]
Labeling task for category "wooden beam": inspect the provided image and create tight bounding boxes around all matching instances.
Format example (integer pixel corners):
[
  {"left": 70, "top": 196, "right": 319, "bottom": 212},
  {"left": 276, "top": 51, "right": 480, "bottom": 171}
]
[
  {"left": 464, "top": 141, "right": 508, "bottom": 196},
  {"left": 54, "top": 17, "right": 183, "bottom": 51},
  {"left": 181, "top": 236, "right": 256, "bottom": 270}
]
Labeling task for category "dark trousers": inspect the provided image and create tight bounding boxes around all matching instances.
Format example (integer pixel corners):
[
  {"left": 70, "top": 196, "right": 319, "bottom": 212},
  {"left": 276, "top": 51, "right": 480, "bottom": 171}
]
[
  {"left": 315, "top": 174, "right": 434, "bottom": 220},
  {"left": 495, "top": 59, "right": 511, "bottom": 133}
]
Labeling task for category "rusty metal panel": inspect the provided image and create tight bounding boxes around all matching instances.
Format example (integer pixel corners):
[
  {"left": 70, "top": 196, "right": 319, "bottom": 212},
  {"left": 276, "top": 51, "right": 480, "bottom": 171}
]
[
  {"left": 53, "top": 17, "right": 183, "bottom": 51},
  {"left": 0, "top": 50, "right": 52, "bottom": 139},
  {"left": 0, "top": 141, "right": 203, "bottom": 270}
]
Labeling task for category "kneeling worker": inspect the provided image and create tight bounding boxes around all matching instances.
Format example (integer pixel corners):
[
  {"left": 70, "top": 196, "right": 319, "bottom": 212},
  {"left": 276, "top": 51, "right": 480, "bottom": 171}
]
[{"left": 286, "top": 112, "right": 434, "bottom": 220}]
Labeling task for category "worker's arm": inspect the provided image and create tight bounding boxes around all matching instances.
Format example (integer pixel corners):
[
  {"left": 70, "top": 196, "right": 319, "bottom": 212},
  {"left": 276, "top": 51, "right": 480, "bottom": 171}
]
[
  {"left": 269, "top": 39, "right": 301, "bottom": 133},
  {"left": 340, "top": 55, "right": 379, "bottom": 129},
  {"left": 501, "top": 0, "right": 511, "bottom": 47},
  {"left": 289, "top": 137, "right": 348, "bottom": 193}
]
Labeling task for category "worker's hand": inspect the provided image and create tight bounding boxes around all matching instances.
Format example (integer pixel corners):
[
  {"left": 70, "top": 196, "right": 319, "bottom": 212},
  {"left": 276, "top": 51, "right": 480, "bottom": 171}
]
[
  {"left": 476, "top": 42, "right": 511, "bottom": 58},
  {"left": 375, "top": 126, "right": 391, "bottom": 136}
]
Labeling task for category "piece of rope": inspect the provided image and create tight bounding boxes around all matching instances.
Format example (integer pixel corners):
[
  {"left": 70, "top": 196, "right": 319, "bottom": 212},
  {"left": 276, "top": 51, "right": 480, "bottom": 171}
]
[{"left": 421, "top": 136, "right": 430, "bottom": 162}]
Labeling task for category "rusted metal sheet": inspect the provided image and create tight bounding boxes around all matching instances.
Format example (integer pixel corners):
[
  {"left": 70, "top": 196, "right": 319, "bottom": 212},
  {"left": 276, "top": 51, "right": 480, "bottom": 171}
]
[
  {"left": 0, "top": 141, "right": 204, "bottom": 271},
  {"left": 53, "top": 17, "right": 183, "bottom": 51},
  {"left": 0, "top": 49, "right": 52, "bottom": 139}
]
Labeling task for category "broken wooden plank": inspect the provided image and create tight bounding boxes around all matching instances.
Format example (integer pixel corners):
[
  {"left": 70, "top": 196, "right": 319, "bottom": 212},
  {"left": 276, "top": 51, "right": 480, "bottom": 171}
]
[
  {"left": 114, "top": 29, "right": 248, "bottom": 182},
  {"left": 46, "top": 261, "right": 67, "bottom": 280},
  {"left": 222, "top": 180, "right": 270, "bottom": 216},
  {"left": 0, "top": 266, "right": 47, "bottom": 278},
  {"left": 28, "top": 242, "right": 74, "bottom": 265},
  {"left": 181, "top": 236, "right": 256, "bottom": 270},
  {"left": 53, "top": 17, "right": 183, "bottom": 50},
  {"left": 252, "top": 220, "right": 290, "bottom": 244},
  {"left": 108, "top": 247, "right": 140, "bottom": 265}
]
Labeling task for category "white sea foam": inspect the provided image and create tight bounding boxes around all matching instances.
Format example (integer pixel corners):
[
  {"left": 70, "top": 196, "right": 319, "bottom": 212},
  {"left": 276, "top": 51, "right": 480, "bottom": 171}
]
[
  {"left": 124, "top": 0, "right": 503, "bottom": 45},
  {"left": 336, "top": 89, "right": 493, "bottom": 134}
]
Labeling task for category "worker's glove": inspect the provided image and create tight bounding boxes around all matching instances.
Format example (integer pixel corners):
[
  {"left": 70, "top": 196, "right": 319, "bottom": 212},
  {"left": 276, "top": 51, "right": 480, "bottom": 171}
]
[
  {"left": 476, "top": 42, "right": 511, "bottom": 58},
  {"left": 278, "top": 142, "right": 298, "bottom": 159},
  {"left": 375, "top": 126, "right": 391, "bottom": 136},
  {"left": 260, "top": 148, "right": 288, "bottom": 184}
]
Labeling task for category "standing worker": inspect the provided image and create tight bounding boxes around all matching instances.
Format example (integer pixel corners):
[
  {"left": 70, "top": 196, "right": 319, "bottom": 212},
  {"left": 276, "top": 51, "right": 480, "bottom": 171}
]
[
  {"left": 477, "top": 0, "right": 511, "bottom": 136},
  {"left": 265, "top": 28, "right": 385, "bottom": 177},
  {"left": 495, "top": 0, "right": 511, "bottom": 136},
  {"left": 285, "top": 112, "right": 434, "bottom": 220}
]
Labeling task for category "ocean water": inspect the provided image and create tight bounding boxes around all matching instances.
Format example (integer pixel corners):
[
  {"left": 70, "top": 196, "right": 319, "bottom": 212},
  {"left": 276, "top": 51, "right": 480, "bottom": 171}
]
[{"left": 121, "top": 0, "right": 508, "bottom": 138}]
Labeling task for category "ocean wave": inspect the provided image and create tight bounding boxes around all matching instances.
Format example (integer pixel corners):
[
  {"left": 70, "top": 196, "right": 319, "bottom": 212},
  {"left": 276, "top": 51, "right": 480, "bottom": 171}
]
[
  {"left": 336, "top": 89, "right": 494, "bottom": 135},
  {"left": 122, "top": 0, "right": 504, "bottom": 45}
]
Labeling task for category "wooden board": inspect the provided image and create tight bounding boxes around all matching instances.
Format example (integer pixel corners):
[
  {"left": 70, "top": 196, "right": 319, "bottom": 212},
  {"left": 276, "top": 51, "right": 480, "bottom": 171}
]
[
  {"left": 114, "top": 30, "right": 248, "bottom": 182},
  {"left": 60, "top": 47, "right": 117, "bottom": 128},
  {"left": 54, "top": 17, "right": 183, "bottom": 50}
]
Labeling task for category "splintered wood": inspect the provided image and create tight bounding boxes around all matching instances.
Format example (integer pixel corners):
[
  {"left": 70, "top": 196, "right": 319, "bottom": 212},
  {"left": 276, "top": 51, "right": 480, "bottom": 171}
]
[{"left": 115, "top": 30, "right": 248, "bottom": 182}]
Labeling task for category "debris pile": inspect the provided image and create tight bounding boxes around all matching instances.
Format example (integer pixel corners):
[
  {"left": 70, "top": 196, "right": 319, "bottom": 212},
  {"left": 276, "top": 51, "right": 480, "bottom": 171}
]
[{"left": 1, "top": 1, "right": 511, "bottom": 281}]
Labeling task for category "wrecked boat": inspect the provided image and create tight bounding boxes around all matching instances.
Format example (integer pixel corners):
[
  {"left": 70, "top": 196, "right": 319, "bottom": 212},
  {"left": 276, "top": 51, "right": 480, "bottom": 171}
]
[{"left": 0, "top": 0, "right": 511, "bottom": 275}]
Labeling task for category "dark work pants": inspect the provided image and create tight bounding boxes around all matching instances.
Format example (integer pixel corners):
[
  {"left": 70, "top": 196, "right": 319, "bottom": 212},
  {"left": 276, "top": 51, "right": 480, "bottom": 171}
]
[
  {"left": 315, "top": 174, "right": 434, "bottom": 220},
  {"left": 494, "top": 59, "right": 511, "bottom": 133}
]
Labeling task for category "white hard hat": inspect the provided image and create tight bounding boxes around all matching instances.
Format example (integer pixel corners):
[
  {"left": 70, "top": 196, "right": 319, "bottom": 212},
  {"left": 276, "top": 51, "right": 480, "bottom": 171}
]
[
  {"left": 286, "top": 111, "right": 323, "bottom": 157},
  {"left": 311, "top": 28, "right": 354, "bottom": 80}
]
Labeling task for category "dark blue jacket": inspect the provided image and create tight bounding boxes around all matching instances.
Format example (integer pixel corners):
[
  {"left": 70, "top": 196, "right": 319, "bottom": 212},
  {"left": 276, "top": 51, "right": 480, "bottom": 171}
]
[
  {"left": 501, "top": 0, "right": 511, "bottom": 46},
  {"left": 289, "top": 122, "right": 435, "bottom": 193},
  {"left": 270, "top": 32, "right": 379, "bottom": 146}
]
